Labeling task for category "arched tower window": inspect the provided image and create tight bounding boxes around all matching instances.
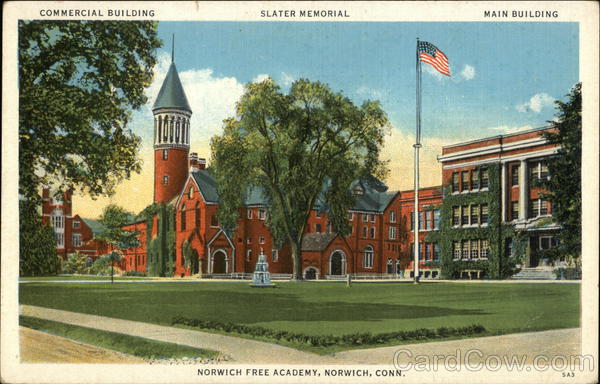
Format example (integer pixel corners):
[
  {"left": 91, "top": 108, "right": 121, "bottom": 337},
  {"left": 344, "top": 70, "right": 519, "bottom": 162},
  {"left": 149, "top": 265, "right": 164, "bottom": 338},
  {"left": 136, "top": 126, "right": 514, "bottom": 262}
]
[
  {"left": 175, "top": 117, "right": 181, "bottom": 143},
  {"left": 363, "top": 245, "right": 374, "bottom": 268},
  {"left": 181, "top": 204, "right": 186, "bottom": 231},
  {"left": 157, "top": 116, "right": 162, "bottom": 143},
  {"left": 169, "top": 115, "right": 174, "bottom": 142}
]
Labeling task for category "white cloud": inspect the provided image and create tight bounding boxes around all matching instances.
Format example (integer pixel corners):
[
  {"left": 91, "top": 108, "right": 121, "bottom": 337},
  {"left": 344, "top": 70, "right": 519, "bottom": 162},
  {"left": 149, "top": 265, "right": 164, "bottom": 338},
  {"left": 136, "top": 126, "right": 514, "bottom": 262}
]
[
  {"left": 487, "top": 125, "right": 534, "bottom": 135},
  {"left": 516, "top": 93, "right": 555, "bottom": 113},
  {"left": 460, "top": 64, "right": 476, "bottom": 80},
  {"left": 423, "top": 64, "right": 447, "bottom": 81},
  {"left": 145, "top": 53, "right": 245, "bottom": 141},
  {"left": 356, "top": 86, "right": 384, "bottom": 100},
  {"left": 280, "top": 72, "right": 295, "bottom": 87},
  {"left": 252, "top": 73, "right": 270, "bottom": 83}
]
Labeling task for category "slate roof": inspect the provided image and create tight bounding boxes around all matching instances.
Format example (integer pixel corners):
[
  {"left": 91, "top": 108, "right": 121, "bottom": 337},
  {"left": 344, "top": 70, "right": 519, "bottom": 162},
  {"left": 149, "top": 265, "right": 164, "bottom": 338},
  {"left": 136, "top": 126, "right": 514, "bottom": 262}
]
[
  {"left": 301, "top": 233, "right": 337, "bottom": 252},
  {"left": 80, "top": 218, "right": 106, "bottom": 236},
  {"left": 191, "top": 169, "right": 396, "bottom": 212},
  {"left": 152, "top": 62, "right": 192, "bottom": 112}
]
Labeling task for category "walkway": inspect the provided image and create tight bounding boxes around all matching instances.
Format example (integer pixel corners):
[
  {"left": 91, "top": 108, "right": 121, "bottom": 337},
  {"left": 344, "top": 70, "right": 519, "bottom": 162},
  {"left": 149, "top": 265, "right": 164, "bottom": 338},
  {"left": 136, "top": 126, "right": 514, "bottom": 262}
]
[{"left": 20, "top": 305, "right": 580, "bottom": 365}]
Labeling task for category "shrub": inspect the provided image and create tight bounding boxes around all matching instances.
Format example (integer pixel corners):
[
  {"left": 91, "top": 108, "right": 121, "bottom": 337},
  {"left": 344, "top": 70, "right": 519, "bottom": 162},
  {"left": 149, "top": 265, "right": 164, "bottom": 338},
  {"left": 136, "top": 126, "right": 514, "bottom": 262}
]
[
  {"left": 171, "top": 316, "right": 486, "bottom": 347},
  {"left": 124, "top": 270, "right": 147, "bottom": 277},
  {"left": 61, "top": 252, "right": 88, "bottom": 274}
]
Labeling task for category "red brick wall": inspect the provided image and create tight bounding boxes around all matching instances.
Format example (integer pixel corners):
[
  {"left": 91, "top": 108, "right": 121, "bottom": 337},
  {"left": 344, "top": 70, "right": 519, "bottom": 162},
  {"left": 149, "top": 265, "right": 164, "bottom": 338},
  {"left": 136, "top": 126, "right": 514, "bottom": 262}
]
[{"left": 154, "top": 147, "right": 189, "bottom": 203}]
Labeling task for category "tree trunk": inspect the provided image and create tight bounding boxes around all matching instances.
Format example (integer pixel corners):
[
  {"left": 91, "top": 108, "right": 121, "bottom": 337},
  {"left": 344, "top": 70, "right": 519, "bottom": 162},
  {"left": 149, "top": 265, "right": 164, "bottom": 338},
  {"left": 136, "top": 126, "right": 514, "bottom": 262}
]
[{"left": 290, "top": 241, "right": 303, "bottom": 281}]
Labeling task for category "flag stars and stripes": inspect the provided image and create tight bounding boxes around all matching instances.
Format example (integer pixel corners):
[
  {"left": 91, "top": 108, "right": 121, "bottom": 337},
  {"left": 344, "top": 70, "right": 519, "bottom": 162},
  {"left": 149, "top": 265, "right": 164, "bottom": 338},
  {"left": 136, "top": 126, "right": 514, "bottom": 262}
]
[{"left": 418, "top": 41, "right": 451, "bottom": 77}]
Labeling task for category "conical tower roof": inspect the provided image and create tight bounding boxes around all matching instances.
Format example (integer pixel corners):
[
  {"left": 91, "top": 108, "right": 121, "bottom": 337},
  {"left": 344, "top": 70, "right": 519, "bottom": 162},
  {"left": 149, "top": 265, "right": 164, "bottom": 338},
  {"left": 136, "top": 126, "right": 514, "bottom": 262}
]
[{"left": 152, "top": 62, "right": 192, "bottom": 112}]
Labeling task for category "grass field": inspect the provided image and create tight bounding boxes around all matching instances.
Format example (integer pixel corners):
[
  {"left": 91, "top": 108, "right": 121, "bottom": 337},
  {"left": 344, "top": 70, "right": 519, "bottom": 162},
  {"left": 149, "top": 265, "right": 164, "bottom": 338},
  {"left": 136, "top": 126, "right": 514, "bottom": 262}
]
[
  {"left": 20, "top": 275, "right": 151, "bottom": 281},
  {"left": 19, "top": 281, "right": 580, "bottom": 341},
  {"left": 20, "top": 316, "right": 218, "bottom": 359}
]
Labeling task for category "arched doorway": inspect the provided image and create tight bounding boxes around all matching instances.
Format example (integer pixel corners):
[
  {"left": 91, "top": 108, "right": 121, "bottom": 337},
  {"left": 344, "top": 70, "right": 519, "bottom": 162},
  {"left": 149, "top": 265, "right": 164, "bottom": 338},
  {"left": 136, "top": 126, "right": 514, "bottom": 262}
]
[
  {"left": 191, "top": 249, "right": 199, "bottom": 274},
  {"left": 304, "top": 267, "right": 318, "bottom": 280},
  {"left": 329, "top": 250, "right": 345, "bottom": 275},
  {"left": 386, "top": 258, "right": 393, "bottom": 274},
  {"left": 212, "top": 250, "right": 227, "bottom": 274}
]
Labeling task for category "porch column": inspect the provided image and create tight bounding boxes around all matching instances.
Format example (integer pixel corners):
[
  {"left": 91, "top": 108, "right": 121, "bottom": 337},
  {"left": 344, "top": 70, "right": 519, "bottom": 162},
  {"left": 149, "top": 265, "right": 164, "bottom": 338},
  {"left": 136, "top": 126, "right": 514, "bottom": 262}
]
[
  {"left": 519, "top": 159, "right": 528, "bottom": 221},
  {"left": 501, "top": 162, "right": 507, "bottom": 222}
]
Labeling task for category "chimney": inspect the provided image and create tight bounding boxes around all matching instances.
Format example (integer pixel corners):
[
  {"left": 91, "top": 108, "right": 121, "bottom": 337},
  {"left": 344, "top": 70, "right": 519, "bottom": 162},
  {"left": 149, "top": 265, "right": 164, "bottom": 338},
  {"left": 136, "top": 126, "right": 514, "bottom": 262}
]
[
  {"left": 198, "top": 158, "right": 206, "bottom": 170},
  {"left": 189, "top": 153, "right": 206, "bottom": 171}
]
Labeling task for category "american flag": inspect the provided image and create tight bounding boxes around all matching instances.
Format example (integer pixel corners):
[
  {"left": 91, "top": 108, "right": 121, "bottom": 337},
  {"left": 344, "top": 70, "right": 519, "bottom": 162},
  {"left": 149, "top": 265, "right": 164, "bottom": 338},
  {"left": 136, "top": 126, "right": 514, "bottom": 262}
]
[{"left": 418, "top": 41, "right": 450, "bottom": 77}]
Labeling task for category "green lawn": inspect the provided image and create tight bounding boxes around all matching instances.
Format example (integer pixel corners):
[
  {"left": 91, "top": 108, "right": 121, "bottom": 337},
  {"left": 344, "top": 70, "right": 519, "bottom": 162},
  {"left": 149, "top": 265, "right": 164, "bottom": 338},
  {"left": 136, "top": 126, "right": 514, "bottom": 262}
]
[
  {"left": 20, "top": 316, "right": 218, "bottom": 359},
  {"left": 19, "top": 281, "right": 580, "bottom": 341},
  {"left": 20, "top": 275, "right": 151, "bottom": 281}
]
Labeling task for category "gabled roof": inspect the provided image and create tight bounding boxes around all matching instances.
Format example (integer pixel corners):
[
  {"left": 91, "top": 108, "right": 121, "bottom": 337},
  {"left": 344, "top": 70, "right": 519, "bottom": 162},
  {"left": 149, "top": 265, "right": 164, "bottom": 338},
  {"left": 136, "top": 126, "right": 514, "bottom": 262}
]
[
  {"left": 301, "top": 233, "right": 337, "bottom": 252},
  {"left": 152, "top": 62, "right": 192, "bottom": 112},
  {"left": 191, "top": 169, "right": 396, "bottom": 213},
  {"left": 80, "top": 218, "right": 106, "bottom": 236}
]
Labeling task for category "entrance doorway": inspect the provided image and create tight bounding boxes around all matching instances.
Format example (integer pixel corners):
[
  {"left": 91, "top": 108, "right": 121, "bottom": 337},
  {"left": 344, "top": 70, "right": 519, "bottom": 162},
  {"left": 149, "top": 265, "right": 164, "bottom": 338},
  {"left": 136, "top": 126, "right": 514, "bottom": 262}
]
[
  {"left": 330, "top": 251, "right": 345, "bottom": 275},
  {"left": 212, "top": 250, "right": 227, "bottom": 273},
  {"left": 304, "top": 267, "right": 318, "bottom": 280}
]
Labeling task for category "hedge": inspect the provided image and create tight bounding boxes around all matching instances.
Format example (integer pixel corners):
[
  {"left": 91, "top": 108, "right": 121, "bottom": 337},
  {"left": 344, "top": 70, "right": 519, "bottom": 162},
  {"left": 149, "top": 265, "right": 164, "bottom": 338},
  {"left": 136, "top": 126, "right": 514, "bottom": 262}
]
[{"left": 172, "top": 316, "right": 486, "bottom": 347}]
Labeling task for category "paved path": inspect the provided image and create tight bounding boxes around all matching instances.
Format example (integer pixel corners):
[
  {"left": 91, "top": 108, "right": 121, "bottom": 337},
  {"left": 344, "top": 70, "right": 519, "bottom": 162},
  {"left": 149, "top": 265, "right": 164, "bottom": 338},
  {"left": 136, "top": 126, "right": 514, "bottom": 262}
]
[
  {"left": 20, "top": 305, "right": 337, "bottom": 364},
  {"left": 20, "top": 305, "right": 580, "bottom": 365},
  {"left": 20, "top": 327, "right": 144, "bottom": 364}
]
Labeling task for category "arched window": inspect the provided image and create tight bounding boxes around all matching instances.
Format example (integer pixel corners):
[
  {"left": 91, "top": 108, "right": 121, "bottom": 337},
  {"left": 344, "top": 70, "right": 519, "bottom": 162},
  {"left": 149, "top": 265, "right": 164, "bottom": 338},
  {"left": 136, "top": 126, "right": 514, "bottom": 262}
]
[
  {"left": 180, "top": 205, "right": 186, "bottom": 231},
  {"left": 363, "top": 245, "right": 374, "bottom": 268},
  {"left": 188, "top": 186, "right": 194, "bottom": 199},
  {"left": 175, "top": 117, "right": 181, "bottom": 143},
  {"left": 390, "top": 210, "right": 396, "bottom": 223},
  {"left": 195, "top": 203, "right": 201, "bottom": 228},
  {"left": 158, "top": 116, "right": 162, "bottom": 143}
]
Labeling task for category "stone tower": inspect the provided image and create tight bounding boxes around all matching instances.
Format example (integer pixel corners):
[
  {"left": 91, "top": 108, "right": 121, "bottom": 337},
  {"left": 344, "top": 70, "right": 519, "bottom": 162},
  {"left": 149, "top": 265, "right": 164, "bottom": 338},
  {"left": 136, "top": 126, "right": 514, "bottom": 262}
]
[{"left": 152, "top": 51, "right": 192, "bottom": 203}]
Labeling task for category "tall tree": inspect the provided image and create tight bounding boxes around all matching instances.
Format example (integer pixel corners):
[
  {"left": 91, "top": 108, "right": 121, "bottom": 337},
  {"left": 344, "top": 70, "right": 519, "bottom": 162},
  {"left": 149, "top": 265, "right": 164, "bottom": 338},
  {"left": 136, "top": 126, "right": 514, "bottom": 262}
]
[
  {"left": 97, "top": 204, "right": 140, "bottom": 283},
  {"left": 211, "top": 78, "right": 390, "bottom": 280},
  {"left": 18, "top": 21, "right": 161, "bottom": 201},
  {"left": 541, "top": 83, "right": 581, "bottom": 262},
  {"left": 19, "top": 200, "right": 58, "bottom": 276}
]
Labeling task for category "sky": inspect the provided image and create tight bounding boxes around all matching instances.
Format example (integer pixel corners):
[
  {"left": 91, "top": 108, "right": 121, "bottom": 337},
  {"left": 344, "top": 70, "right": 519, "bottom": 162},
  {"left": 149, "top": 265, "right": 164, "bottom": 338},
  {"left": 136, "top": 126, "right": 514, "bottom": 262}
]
[{"left": 73, "top": 21, "right": 579, "bottom": 218}]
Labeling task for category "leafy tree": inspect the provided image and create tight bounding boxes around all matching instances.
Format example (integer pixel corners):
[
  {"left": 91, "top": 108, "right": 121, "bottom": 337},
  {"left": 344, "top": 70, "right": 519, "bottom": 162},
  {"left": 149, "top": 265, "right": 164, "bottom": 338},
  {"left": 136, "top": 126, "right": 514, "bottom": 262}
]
[
  {"left": 18, "top": 21, "right": 161, "bottom": 202},
  {"left": 541, "top": 83, "right": 582, "bottom": 263},
  {"left": 62, "top": 252, "right": 88, "bottom": 274},
  {"left": 211, "top": 78, "right": 389, "bottom": 280},
  {"left": 19, "top": 200, "right": 58, "bottom": 276},
  {"left": 97, "top": 204, "right": 140, "bottom": 283}
]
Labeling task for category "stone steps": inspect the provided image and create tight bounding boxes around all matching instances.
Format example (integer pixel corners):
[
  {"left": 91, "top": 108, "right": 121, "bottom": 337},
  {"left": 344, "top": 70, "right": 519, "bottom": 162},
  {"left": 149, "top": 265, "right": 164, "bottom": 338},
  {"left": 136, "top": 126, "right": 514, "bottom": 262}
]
[{"left": 511, "top": 268, "right": 557, "bottom": 280}]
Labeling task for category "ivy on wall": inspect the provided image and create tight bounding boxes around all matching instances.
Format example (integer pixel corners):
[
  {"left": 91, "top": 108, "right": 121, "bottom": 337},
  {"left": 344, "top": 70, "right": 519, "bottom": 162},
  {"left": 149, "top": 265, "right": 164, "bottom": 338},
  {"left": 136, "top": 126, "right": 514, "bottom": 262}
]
[
  {"left": 138, "top": 203, "right": 176, "bottom": 277},
  {"left": 430, "top": 163, "right": 528, "bottom": 279}
]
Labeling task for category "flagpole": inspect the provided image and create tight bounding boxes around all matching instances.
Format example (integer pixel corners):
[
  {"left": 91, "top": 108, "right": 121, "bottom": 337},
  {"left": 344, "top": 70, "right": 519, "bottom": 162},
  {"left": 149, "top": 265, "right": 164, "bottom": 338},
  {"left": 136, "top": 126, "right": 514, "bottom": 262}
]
[{"left": 413, "top": 38, "right": 422, "bottom": 284}]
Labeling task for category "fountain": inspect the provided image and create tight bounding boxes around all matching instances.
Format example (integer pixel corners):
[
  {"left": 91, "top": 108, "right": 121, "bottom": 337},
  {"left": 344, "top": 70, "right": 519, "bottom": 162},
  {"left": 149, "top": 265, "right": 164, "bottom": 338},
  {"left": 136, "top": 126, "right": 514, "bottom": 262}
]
[{"left": 250, "top": 248, "right": 275, "bottom": 288}]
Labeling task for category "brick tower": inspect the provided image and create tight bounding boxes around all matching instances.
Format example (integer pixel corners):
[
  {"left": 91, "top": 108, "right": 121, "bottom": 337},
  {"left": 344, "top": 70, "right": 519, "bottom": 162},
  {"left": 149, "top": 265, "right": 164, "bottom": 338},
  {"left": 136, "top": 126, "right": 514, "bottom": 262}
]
[{"left": 152, "top": 50, "right": 192, "bottom": 203}]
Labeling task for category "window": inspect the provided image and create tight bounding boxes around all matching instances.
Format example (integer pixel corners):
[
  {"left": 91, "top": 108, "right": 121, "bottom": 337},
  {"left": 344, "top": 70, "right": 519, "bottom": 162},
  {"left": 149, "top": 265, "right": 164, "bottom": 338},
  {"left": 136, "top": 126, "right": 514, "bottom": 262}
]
[
  {"left": 471, "top": 169, "right": 480, "bottom": 189},
  {"left": 315, "top": 224, "right": 322, "bottom": 233},
  {"left": 369, "top": 214, "right": 375, "bottom": 223},
  {"left": 452, "top": 172, "right": 460, "bottom": 193},
  {"left": 55, "top": 232, "right": 64, "bottom": 248},
  {"left": 247, "top": 209, "right": 253, "bottom": 219},
  {"left": 540, "top": 236, "right": 556, "bottom": 250},
  {"left": 511, "top": 164, "right": 520, "bottom": 186},
  {"left": 258, "top": 209, "right": 266, "bottom": 220},
  {"left": 362, "top": 226, "right": 368, "bottom": 238},
  {"left": 461, "top": 171, "right": 469, "bottom": 191},
  {"left": 452, "top": 207, "right": 460, "bottom": 226},
  {"left": 72, "top": 233, "right": 82, "bottom": 247},
  {"left": 390, "top": 210, "right": 397, "bottom": 223},
  {"left": 410, "top": 212, "right": 415, "bottom": 230},
  {"left": 348, "top": 212, "right": 354, "bottom": 221},
  {"left": 388, "top": 226, "right": 397, "bottom": 240},
  {"left": 316, "top": 211, "right": 321, "bottom": 218},
  {"left": 180, "top": 205, "right": 186, "bottom": 231},
  {"left": 246, "top": 249, "right": 252, "bottom": 261},
  {"left": 481, "top": 239, "right": 490, "bottom": 258},
  {"left": 353, "top": 185, "right": 364, "bottom": 196},
  {"left": 470, "top": 240, "right": 479, "bottom": 259},
  {"left": 461, "top": 240, "right": 470, "bottom": 259},
  {"left": 162, "top": 175, "right": 169, "bottom": 185},
  {"left": 72, "top": 221, "right": 80, "bottom": 229},
  {"left": 271, "top": 249, "right": 279, "bottom": 262},
  {"left": 530, "top": 199, "right": 541, "bottom": 218},
  {"left": 210, "top": 215, "right": 218, "bottom": 227},
  {"left": 540, "top": 199, "right": 549, "bottom": 216},
  {"left": 418, "top": 212, "right": 424, "bottom": 230},
  {"left": 481, "top": 168, "right": 489, "bottom": 189},
  {"left": 326, "top": 221, "right": 332, "bottom": 233},
  {"left": 511, "top": 201, "right": 519, "bottom": 221},
  {"left": 434, "top": 243, "right": 440, "bottom": 260},
  {"left": 461, "top": 206, "right": 469, "bottom": 226},
  {"left": 370, "top": 226, "right": 376, "bottom": 239},
  {"left": 364, "top": 246, "right": 374, "bottom": 268},
  {"left": 506, "top": 238, "right": 514, "bottom": 257},
  {"left": 481, "top": 204, "right": 489, "bottom": 224},
  {"left": 433, "top": 210, "right": 441, "bottom": 230},
  {"left": 424, "top": 211, "right": 431, "bottom": 230},
  {"left": 188, "top": 187, "right": 194, "bottom": 199},
  {"left": 51, "top": 215, "right": 64, "bottom": 229},
  {"left": 425, "top": 243, "right": 431, "bottom": 260},
  {"left": 453, "top": 241, "right": 461, "bottom": 259},
  {"left": 259, "top": 236, "right": 265, "bottom": 244},
  {"left": 362, "top": 214, "right": 368, "bottom": 222},
  {"left": 162, "top": 149, "right": 168, "bottom": 160},
  {"left": 471, "top": 205, "right": 480, "bottom": 225},
  {"left": 530, "top": 161, "right": 549, "bottom": 184},
  {"left": 246, "top": 237, "right": 251, "bottom": 244}
]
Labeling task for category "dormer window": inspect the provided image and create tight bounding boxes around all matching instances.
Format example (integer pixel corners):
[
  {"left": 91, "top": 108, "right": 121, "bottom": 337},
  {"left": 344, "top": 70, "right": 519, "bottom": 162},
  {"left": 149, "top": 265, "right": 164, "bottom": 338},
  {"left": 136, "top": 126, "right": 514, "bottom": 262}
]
[{"left": 353, "top": 185, "right": 364, "bottom": 196}]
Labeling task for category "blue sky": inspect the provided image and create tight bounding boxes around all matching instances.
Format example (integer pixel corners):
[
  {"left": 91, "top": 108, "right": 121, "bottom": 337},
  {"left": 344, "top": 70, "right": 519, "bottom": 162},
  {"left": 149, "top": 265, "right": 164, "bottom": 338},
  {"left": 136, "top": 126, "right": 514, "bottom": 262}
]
[
  {"left": 75, "top": 21, "right": 579, "bottom": 217},
  {"left": 148, "top": 21, "right": 578, "bottom": 140}
]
